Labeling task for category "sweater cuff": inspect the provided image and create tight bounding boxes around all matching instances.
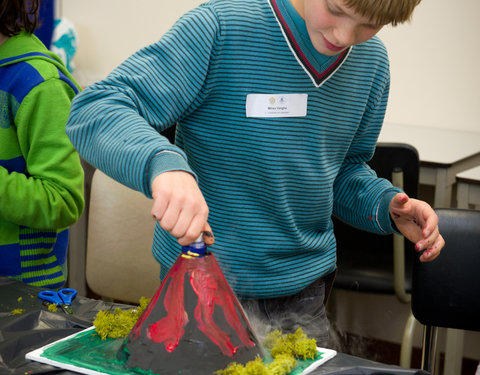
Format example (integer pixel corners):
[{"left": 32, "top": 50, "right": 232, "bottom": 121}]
[
  {"left": 147, "top": 151, "right": 196, "bottom": 197},
  {"left": 377, "top": 189, "right": 402, "bottom": 234}
]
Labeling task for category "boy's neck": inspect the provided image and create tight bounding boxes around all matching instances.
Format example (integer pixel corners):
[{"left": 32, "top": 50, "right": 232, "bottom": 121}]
[
  {"left": 289, "top": 0, "right": 305, "bottom": 18},
  {"left": 0, "top": 33, "right": 9, "bottom": 46}
]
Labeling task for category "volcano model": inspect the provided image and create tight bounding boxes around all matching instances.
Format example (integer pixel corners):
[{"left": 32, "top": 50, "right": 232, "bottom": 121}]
[{"left": 122, "top": 239, "right": 265, "bottom": 374}]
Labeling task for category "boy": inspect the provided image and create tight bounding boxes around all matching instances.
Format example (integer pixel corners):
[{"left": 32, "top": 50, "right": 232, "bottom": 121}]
[
  {"left": 0, "top": 0, "right": 85, "bottom": 288},
  {"left": 66, "top": 0, "right": 443, "bottom": 343}
]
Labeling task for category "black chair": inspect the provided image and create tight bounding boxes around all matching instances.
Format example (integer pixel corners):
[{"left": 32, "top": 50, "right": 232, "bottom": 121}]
[
  {"left": 332, "top": 142, "right": 420, "bottom": 367},
  {"left": 411, "top": 208, "right": 480, "bottom": 375}
]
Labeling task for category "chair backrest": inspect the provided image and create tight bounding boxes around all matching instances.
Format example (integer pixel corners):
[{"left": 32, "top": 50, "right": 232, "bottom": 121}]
[
  {"left": 333, "top": 142, "right": 419, "bottom": 295},
  {"left": 411, "top": 208, "right": 480, "bottom": 331},
  {"left": 68, "top": 127, "right": 176, "bottom": 300},
  {"left": 85, "top": 169, "right": 160, "bottom": 303}
]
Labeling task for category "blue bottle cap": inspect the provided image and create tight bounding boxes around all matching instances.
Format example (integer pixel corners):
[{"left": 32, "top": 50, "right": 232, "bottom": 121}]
[{"left": 181, "top": 235, "right": 207, "bottom": 258}]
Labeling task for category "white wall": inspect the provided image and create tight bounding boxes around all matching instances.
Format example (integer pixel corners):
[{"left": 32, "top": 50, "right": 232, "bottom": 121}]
[
  {"left": 59, "top": 0, "right": 205, "bottom": 86},
  {"left": 60, "top": 0, "right": 480, "bottom": 133},
  {"left": 378, "top": 0, "right": 480, "bottom": 133}
]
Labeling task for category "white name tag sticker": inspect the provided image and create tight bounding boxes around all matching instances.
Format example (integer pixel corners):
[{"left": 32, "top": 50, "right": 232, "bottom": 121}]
[{"left": 246, "top": 93, "right": 308, "bottom": 118}]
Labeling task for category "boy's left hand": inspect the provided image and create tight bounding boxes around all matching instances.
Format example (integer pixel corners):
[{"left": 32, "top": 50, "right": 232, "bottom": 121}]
[{"left": 389, "top": 193, "right": 445, "bottom": 262}]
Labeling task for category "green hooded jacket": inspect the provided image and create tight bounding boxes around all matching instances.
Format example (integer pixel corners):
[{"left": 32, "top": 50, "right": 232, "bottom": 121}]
[{"left": 0, "top": 31, "right": 84, "bottom": 288}]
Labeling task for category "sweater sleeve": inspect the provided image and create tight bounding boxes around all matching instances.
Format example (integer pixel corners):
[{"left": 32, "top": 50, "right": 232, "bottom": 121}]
[
  {"left": 0, "top": 78, "right": 85, "bottom": 229},
  {"left": 66, "top": 4, "right": 221, "bottom": 198},
  {"left": 332, "top": 70, "right": 401, "bottom": 234}
]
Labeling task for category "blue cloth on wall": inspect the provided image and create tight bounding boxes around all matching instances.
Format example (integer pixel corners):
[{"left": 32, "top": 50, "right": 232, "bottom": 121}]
[
  {"left": 51, "top": 18, "right": 78, "bottom": 73},
  {"left": 34, "top": 0, "right": 55, "bottom": 48}
]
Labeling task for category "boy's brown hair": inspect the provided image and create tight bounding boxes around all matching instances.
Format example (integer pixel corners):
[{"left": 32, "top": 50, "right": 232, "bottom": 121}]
[
  {"left": 343, "top": 0, "right": 422, "bottom": 26},
  {"left": 0, "top": 0, "right": 41, "bottom": 36}
]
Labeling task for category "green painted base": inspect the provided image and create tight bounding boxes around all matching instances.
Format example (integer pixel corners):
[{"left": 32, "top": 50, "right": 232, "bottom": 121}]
[{"left": 27, "top": 327, "right": 336, "bottom": 375}]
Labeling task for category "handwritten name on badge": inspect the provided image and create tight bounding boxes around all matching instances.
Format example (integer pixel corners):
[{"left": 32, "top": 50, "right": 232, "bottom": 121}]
[{"left": 246, "top": 94, "right": 308, "bottom": 118}]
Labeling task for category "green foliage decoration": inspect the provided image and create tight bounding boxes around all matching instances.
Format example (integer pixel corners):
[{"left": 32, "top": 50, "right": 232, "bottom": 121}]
[
  {"left": 93, "top": 297, "right": 150, "bottom": 340},
  {"left": 215, "top": 328, "right": 317, "bottom": 375}
]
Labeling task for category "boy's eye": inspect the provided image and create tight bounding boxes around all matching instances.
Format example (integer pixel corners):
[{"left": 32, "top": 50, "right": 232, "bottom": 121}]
[
  {"left": 325, "top": 0, "right": 342, "bottom": 15},
  {"left": 327, "top": 5, "right": 344, "bottom": 16},
  {"left": 364, "top": 23, "right": 381, "bottom": 30}
]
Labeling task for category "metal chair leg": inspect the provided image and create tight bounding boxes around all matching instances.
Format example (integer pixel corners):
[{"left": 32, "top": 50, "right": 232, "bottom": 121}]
[
  {"left": 444, "top": 328, "right": 465, "bottom": 375},
  {"left": 400, "top": 311, "right": 417, "bottom": 368},
  {"left": 421, "top": 325, "right": 438, "bottom": 374}
]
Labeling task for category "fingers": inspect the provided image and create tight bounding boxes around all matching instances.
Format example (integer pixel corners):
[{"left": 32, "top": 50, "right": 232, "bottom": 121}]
[
  {"left": 150, "top": 191, "right": 168, "bottom": 222},
  {"left": 153, "top": 196, "right": 209, "bottom": 246},
  {"left": 414, "top": 204, "right": 444, "bottom": 262},
  {"left": 393, "top": 192, "right": 409, "bottom": 207},
  {"left": 150, "top": 171, "right": 213, "bottom": 246},
  {"left": 390, "top": 194, "right": 445, "bottom": 262},
  {"left": 420, "top": 205, "right": 439, "bottom": 239},
  {"left": 414, "top": 224, "right": 439, "bottom": 252},
  {"left": 389, "top": 193, "right": 410, "bottom": 216},
  {"left": 176, "top": 207, "right": 209, "bottom": 246},
  {"left": 419, "top": 233, "right": 445, "bottom": 262},
  {"left": 389, "top": 193, "right": 414, "bottom": 221},
  {"left": 203, "top": 222, "right": 215, "bottom": 245}
]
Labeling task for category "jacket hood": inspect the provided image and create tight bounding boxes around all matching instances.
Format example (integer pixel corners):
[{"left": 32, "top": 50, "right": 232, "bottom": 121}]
[{"left": 0, "top": 31, "right": 80, "bottom": 90}]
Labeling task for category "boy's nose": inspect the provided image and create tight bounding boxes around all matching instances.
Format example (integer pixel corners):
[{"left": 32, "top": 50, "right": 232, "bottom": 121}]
[{"left": 333, "top": 25, "right": 356, "bottom": 48}]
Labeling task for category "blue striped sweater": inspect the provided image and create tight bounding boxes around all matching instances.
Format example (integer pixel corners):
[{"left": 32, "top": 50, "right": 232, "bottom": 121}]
[{"left": 66, "top": 0, "right": 400, "bottom": 298}]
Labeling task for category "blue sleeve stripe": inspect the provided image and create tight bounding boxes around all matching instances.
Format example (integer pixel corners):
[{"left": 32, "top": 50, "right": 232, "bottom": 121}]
[
  {"left": 0, "top": 61, "right": 44, "bottom": 102},
  {"left": 0, "top": 51, "right": 51, "bottom": 65},
  {"left": 22, "top": 270, "right": 64, "bottom": 285},
  {"left": 0, "top": 156, "right": 27, "bottom": 174},
  {"left": 0, "top": 243, "right": 21, "bottom": 276},
  {"left": 58, "top": 68, "right": 79, "bottom": 94},
  {"left": 20, "top": 231, "right": 57, "bottom": 240}
]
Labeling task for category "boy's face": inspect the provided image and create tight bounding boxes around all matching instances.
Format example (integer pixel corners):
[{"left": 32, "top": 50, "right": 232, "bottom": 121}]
[{"left": 292, "top": 0, "right": 384, "bottom": 56}]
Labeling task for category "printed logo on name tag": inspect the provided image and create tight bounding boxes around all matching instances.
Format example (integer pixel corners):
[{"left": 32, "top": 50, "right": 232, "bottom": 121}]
[{"left": 245, "top": 94, "right": 308, "bottom": 118}]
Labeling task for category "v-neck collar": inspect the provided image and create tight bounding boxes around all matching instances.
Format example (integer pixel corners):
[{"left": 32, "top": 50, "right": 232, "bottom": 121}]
[{"left": 268, "top": 0, "right": 351, "bottom": 88}]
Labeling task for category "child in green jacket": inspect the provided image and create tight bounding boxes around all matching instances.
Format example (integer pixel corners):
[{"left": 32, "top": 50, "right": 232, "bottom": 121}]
[{"left": 0, "top": 0, "right": 84, "bottom": 288}]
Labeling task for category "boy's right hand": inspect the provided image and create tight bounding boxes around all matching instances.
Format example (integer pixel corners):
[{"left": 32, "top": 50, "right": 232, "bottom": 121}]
[{"left": 151, "top": 171, "right": 212, "bottom": 246}]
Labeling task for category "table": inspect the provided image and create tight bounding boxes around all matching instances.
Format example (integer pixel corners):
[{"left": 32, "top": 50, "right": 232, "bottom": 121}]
[
  {"left": 456, "top": 165, "right": 480, "bottom": 209},
  {"left": 0, "top": 277, "right": 130, "bottom": 375},
  {"left": 0, "top": 277, "right": 427, "bottom": 375},
  {"left": 378, "top": 123, "right": 480, "bottom": 208}
]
